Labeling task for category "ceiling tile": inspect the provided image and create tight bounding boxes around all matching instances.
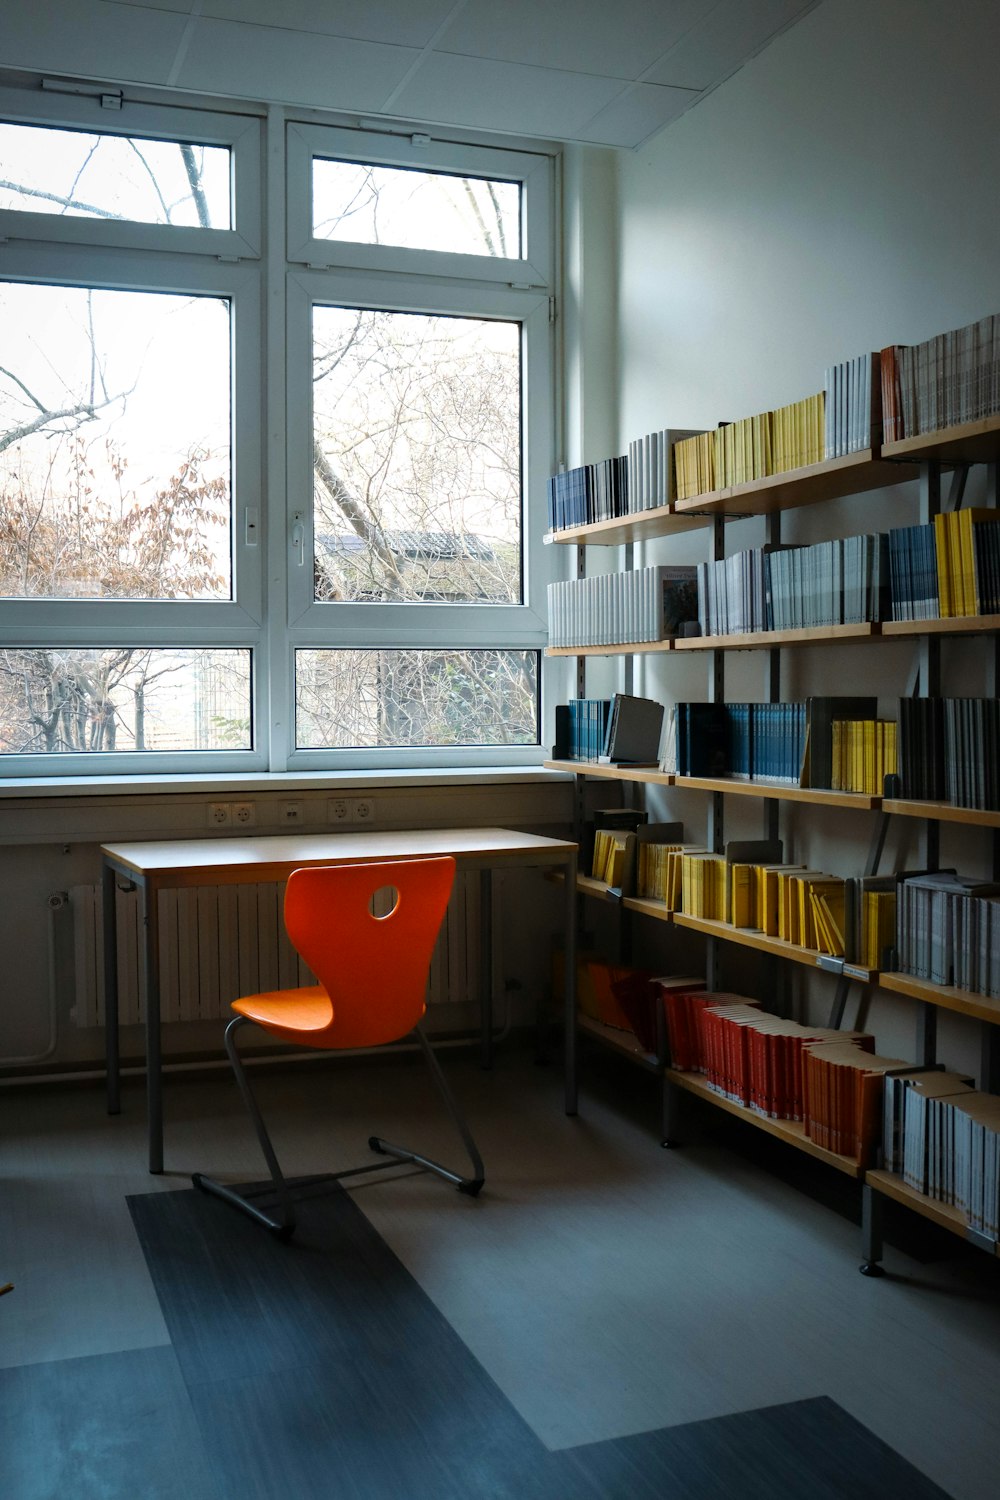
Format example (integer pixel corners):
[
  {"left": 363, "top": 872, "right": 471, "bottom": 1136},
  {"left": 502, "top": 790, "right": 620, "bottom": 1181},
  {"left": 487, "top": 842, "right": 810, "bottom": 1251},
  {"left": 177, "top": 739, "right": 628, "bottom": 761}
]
[
  {"left": 648, "top": 0, "right": 815, "bottom": 91},
  {"left": 576, "top": 82, "right": 700, "bottom": 148},
  {"left": 197, "top": 0, "right": 458, "bottom": 50},
  {"left": 175, "top": 17, "right": 418, "bottom": 111},
  {"left": 390, "top": 52, "right": 624, "bottom": 139},
  {"left": 1, "top": 0, "right": 190, "bottom": 84},
  {"left": 436, "top": 0, "right": 715, "bottom": 82}
]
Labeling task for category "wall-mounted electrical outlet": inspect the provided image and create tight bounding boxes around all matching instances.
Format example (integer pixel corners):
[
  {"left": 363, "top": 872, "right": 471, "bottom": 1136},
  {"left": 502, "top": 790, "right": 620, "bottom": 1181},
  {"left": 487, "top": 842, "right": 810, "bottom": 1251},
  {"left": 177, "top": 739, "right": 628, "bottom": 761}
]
[
  {"left": 350, "top": 797, "right": 375, "bottom": 824},
  {"left": 328, "top": 798, "right": 351, "bottom": 823},
  {"left": 208, "top": 802, "right": 232, "bottom": 827},
  {"left": 232, "top": 801, "right": 256, "bottom": 827},
  {"left": 280, "top": 800, "right": 304, "bottom": 824}
]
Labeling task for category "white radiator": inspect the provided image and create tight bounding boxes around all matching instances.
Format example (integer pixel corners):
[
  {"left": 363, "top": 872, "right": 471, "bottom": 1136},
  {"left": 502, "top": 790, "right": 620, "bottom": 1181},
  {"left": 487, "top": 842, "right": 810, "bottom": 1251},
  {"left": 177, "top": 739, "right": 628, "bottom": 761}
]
[{"left": 64, "top": 870, "right": 491, "bottom": 1028}]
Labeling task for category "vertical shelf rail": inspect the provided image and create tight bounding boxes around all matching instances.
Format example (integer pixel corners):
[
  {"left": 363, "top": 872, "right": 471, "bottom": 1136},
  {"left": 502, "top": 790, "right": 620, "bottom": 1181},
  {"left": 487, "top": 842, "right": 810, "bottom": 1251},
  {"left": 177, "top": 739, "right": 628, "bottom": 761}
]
[
  {"left": 916, "top": 458, "right": 941, "bottom": 1067},
  {"left": 706, "top": 515, "right": 725, "bottom": 990}
]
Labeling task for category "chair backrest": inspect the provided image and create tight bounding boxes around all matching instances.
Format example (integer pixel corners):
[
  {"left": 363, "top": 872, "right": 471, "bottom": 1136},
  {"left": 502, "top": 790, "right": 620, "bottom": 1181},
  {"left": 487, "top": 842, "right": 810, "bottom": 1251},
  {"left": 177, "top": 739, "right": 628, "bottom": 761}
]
[{"left": 282, "top": 856, "right": 456, "bottom": 1049}]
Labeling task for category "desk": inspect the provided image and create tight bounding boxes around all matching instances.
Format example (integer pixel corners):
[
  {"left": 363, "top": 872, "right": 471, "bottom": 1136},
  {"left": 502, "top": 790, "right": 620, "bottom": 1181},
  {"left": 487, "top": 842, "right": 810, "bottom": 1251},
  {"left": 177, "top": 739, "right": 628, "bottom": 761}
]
[{"left": 101, "top": 826, "right": 578, "bottom": 1172}]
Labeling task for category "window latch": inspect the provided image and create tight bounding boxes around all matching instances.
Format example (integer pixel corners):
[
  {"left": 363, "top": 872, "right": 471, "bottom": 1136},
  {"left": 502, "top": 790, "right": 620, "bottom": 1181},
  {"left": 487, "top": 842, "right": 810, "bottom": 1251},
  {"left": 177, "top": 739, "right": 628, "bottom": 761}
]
[{"left": 291, "top": 512, "right": 305, "bottom": 567}]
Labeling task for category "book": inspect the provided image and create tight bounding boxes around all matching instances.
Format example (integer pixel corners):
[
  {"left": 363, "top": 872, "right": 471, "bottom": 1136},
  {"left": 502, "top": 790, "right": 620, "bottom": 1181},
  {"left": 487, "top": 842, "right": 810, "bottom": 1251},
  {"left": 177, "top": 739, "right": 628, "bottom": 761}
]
[{"left": 598, "top": 693, "right": 665, "bottom": 764}]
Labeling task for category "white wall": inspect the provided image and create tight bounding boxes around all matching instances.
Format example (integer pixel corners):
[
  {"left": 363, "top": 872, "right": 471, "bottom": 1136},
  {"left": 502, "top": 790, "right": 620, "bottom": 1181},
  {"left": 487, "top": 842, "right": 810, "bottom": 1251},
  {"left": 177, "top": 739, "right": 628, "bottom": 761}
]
[{"left": 608, "top": 0, "right": 1000, "bottom": 1073}]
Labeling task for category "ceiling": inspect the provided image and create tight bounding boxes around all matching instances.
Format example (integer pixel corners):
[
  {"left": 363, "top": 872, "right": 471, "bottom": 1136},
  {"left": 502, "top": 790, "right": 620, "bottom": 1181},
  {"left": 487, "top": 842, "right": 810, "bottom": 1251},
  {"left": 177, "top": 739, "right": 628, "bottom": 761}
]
[{"left": 3, "top": 0, "right": 819, "bottom": 149}]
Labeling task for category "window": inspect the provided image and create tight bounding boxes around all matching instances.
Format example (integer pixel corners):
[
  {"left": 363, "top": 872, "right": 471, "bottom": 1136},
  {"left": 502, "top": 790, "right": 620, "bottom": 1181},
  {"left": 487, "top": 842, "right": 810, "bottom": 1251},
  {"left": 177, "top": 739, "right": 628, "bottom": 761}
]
[{"left": 0, "top": 84, "right": 554, "bottom": 774}]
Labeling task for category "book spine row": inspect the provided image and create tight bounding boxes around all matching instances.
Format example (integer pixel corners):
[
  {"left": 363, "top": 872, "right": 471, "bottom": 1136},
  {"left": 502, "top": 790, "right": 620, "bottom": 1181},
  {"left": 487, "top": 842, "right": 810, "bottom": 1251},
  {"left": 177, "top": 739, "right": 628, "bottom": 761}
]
[
  {"left": 830, "top": 719, "right": 898, "bottom": 796},
  {"left": 884, "top": 1078, "right": 1000, "bottom": 1239},
  {"left": 890, "top": 515, "right": 1000, "bottom": 621},
  {"left": 673, "top": 431, "right": 716, "bottom": 500},
  {"left": 559, "top": 698, "right": 612, "bottom": 761},
  {"left": 898, "top": 697, "right": 1000, "bottom": 810},
  {"left": 546, "top": 455, "right": 629, "bottom": 531},
  {"left": 547, "top": 567, "right": 684, "bottom": 647},
  {"left": 675, "top": 700, "right": 806, "bottom": 785},
  {"left": 695, "top": 532, "right": 888, "bottom": 635},
  {"left": 627, "top": 429, "right": 676, "bottom": 512},
  {"left": 881, "top": 313, "right": 1000, "bottom": 442},
  {"left": 896, "top": 880, "right": 1000, "bottom": 999},
  {"left": 823, "top": 353, "right": 877, "bottom": 458}
]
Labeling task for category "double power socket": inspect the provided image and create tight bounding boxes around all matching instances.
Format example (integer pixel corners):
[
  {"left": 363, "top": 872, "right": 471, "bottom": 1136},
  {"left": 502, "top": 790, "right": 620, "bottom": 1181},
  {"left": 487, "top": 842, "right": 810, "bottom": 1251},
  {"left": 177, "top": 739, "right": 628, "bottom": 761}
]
[{"left": 207, "top": 801, "right": 256, "bottom": 828}]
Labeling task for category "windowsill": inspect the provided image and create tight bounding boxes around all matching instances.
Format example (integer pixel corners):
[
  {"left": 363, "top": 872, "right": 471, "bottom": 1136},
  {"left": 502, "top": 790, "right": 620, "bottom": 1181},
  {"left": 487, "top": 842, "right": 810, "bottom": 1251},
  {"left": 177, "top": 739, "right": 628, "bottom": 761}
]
[{"left": 0, "top": 764, "right": 574, "bottom": 800}]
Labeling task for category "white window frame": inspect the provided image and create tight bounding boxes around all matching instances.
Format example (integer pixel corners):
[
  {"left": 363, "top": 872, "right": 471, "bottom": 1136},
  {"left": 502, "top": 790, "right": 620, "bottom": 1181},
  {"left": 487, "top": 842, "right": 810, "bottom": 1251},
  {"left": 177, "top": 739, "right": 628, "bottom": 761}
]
[
  {"left": 283, "top": 272, "right": 551, "bottom": 770},
  {"left": 0, "top": 84, "right": 261, "bottom": 259},
  {"left": 0, "top": 83, "right": 558, "bottom": 777},
  {"left": 0, "top": 246, "right": 267, "bottom": 777},
  {"left": 286, "top": 123, "right": 551, "bottom": 289}
]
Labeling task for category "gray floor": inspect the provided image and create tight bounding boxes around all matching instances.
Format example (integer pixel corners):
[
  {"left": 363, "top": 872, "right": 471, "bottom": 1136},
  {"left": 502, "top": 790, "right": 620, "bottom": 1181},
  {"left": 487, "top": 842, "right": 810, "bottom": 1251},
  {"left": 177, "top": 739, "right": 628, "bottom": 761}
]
[{"left": 2, "top": 1039, "right": 999, "bottom": 1499}]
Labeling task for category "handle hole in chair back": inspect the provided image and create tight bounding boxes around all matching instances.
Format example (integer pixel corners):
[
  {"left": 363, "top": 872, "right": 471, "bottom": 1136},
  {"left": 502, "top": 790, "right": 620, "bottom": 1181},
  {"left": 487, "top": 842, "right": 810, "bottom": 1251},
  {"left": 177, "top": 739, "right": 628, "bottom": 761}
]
[{"left": 369, "top": 884, "right": 400, "bottom": 920}]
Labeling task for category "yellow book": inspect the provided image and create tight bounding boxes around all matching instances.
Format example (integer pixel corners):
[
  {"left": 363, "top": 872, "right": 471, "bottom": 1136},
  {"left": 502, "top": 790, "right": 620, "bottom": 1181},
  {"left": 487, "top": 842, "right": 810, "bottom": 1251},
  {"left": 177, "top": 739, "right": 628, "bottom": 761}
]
[
  {"left": 956, "top": 509, "right": 997, "bottom": 616},
  {"left": 814, "top": 883, "right": 846, "bottom": 955},
  {"left": 810, "top": 891, "right": 834, "bottom": 954},
  {"left": 757, "top": 864, "right": 803, "bottom": 936},
  {"left": 730, "top": 863, "right": 754, "bottom": 927},
  {"left": 591, "top": 829, "right": 609, "bottom": 880},
  {"left": 605, "top": 839, "right": 627, "bottom": 888}
]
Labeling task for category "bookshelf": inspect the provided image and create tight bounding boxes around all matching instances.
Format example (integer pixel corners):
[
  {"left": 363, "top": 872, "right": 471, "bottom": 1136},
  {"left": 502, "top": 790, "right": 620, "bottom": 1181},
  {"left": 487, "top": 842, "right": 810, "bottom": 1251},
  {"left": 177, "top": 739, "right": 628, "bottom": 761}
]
[{"left": 549, "top": 397, "right": 1000, "bottom": 1269}]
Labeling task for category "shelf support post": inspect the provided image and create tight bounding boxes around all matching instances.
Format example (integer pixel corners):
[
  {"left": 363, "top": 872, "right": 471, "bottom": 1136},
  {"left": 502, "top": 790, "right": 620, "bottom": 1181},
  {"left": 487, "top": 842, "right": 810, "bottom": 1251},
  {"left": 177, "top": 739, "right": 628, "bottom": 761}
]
[
  {"left": 917, "top": 460, "right": 941, "bottom": 872},
  {"left": 706, "top": 517, "right": 725, "bottom": 990},
  {"left": 859, "top": 1182, "right": 886, "bottom": 1276},
  {"left": 917, "top": 1000, "right": 937, "bottom": 1068}
]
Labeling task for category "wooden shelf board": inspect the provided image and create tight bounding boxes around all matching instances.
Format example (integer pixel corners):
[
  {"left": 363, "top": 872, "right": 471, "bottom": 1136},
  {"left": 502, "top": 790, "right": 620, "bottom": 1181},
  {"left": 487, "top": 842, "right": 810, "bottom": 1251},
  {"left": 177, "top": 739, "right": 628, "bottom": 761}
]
[
  {"left": 882, "top": 614, "right": 1000, "bottom": 638},
  {"left": 574, "top": 872, "right": 620, "bottom": 901},
  {"left": 673, "top": 450, "right": 911, "bottom": 518},
  {"left": 621, "top": 894, "right": 674, "bottom": 924},
  {"left": 881, "top": 413, "right": 1000, "bottom": 465},
  {"left": 578, "top": 1013, "right": 662, "bottom": 1072},
  {"left": 545, "top": 641, "right": 673, "bottom": 657},
  {"left": 882, "top": 798, "right": 1000, "bottom": 829},
  {"left": 674, "top": 623, "right": 881, "bottom": 651},
  {"left": 672, "top": 911, "right": 875, "bottom": 979},
  {"left": 665, "top": 1069, "right": 864, "bottom": 1176},
  {"left": 877, "top": 971, "right": 1000, "bottom": 1026},
  {"left": 545, "top": 503, "right": 710, "bottom": 547},
  {"left": 865, "top": 1168, "right": 998, "bottom": 1250},
  {"left": 544, "top": 759, "right": 673, "bottom": 786},
  {"left": 672, "top": 776, "right": 878, "bottom": 810}
]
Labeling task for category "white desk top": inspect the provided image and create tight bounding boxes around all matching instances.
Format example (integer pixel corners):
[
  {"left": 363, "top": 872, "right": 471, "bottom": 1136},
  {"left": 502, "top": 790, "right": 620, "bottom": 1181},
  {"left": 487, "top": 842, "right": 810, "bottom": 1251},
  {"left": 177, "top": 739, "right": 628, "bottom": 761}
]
[{"left": 101, "top": 825, "right": 577, "bottom": 887}]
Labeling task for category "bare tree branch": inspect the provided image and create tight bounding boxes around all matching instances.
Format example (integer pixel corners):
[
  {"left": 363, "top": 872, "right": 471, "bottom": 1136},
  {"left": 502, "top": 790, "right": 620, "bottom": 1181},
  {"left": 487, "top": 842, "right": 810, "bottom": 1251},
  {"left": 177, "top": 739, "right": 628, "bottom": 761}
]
[
  {"left": 180, "top": 143, "right": 212, "bottom": 228},
  {"left": 0, "top": 178, "right": 125, "bottom": 219}
]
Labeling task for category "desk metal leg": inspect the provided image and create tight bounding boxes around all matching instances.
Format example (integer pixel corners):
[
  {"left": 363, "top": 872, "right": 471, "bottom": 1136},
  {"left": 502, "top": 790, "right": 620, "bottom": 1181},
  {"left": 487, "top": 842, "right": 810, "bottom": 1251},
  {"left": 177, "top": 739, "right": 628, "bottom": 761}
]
[
  {"left": 102, "top": 861, "right": 121, "bottom": 1116},
  {"left": 480, "top": 869, "right": 493, "bottom": 1070},
  {"left": 139, "top": 878, "right": 163, "bottom": 1174},
  {"left": 564, "top": 850, "right": 578, "bottom": 1116}
]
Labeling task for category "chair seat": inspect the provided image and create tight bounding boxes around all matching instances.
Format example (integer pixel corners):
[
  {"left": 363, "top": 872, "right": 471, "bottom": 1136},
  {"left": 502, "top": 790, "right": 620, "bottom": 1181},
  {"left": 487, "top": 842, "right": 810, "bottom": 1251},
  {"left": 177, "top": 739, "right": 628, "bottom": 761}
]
[{"left": 233, "top": 984, "right": 334, "bottom": 1045}]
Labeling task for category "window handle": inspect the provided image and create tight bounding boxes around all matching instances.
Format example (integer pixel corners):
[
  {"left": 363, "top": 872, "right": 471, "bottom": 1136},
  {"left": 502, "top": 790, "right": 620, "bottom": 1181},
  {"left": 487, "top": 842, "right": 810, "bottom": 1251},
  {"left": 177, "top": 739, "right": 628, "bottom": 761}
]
[{"left": 291, "top": 511, "right": 305, "bottom": 567}]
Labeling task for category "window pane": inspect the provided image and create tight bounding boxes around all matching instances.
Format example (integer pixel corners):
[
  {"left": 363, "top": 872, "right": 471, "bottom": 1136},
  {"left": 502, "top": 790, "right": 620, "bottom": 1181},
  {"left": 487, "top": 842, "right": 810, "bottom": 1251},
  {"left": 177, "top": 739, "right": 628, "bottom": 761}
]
[
  {"left": 312, "top": 160, "right": 519, "bottom": 257},
  {"left": 312, "top": 307, "right": 521, "bottom": 605},
  {"left": 0, "top": 123, "right": 231, "bottom": 228},
  {"left": 0, "top": 282, "right": 232, "bottom": 601},
  {"left": 296, "top": 649, "right": 537, "bottom": 749},
  {"left": 0, "top": 648, "right": 250, "bottom": 754}
]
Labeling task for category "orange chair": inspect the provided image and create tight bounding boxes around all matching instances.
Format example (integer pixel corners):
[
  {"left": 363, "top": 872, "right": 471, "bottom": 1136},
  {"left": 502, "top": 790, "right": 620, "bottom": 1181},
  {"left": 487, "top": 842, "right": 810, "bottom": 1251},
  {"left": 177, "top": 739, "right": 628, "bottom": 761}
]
[{"left": 193, "top": 855, "right": 484, "bottom": 1238}]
